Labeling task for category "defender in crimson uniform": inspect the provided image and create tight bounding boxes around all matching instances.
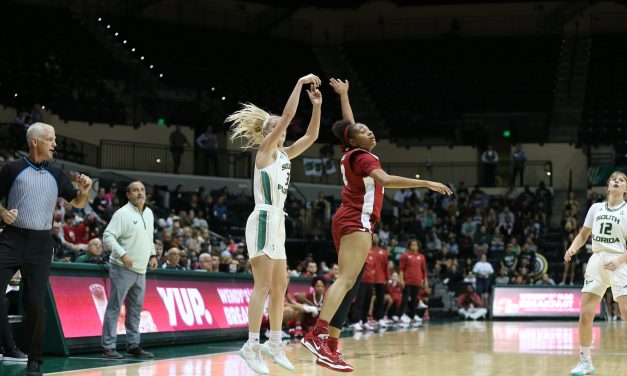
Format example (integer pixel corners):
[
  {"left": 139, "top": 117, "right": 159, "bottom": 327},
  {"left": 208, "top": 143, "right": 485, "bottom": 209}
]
[{"left": 301, "top": 78, "right": 452, "bottom": 373}]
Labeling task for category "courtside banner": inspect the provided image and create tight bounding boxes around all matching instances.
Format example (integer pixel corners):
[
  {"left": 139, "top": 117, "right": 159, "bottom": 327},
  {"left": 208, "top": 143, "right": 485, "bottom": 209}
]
[
  {"left": 491, "top": 286, "right": 601, "bottom": 318},
  {"left": 49, "top": 275, "right": 311, "bottom": 338}
]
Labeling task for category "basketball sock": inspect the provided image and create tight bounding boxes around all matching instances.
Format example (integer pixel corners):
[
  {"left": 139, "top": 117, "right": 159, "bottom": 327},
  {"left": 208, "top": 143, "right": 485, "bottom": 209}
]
[
  {"left": 247, "top": 332, "right": 260, "bottom": 347},
  {"left": 328, "top": 337, "right": 339, "bottom": 352},
  {"left": 580, "top": 346, "right": 591, "bottom": 360},
  {"left": 312, "top": 319, "right": 329, "bottom": 336},
  {"left": 270, "top": 330, "right": 282, "bottom": 345}
]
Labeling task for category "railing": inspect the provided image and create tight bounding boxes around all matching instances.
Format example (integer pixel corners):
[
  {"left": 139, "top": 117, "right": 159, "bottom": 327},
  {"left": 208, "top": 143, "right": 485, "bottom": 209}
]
[
  {"left": 100, "top": 140, "right": 195, "bottom": 174},
  {"left": 99, "top": 140, "right": 552, "bottom": 186}
]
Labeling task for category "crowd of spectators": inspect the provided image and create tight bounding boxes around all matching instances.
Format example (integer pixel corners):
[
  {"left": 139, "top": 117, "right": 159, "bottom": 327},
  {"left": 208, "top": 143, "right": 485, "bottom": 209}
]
[
  {"left": 0, "top": 148, "right": 574, "bottom": 324},
  {"left": 40, "top": 174, "right": 561, "bottom": 321}
]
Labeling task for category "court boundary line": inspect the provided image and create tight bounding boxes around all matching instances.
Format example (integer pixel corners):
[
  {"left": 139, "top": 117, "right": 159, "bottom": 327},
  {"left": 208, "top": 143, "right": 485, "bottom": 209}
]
[{"left": 44, "top": 347, "right": 241, "bottom": 375}]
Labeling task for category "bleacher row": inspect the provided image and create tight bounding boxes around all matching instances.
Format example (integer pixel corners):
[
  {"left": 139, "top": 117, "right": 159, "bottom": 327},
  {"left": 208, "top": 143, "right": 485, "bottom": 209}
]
[{"left": 1, "top": 1, "right": 626, "bottom": 145}]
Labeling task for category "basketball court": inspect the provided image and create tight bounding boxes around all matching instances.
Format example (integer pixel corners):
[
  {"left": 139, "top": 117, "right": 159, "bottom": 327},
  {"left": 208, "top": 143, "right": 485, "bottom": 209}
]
[{"left": 3, "top": 320, "right": 625, "bottom": 375}]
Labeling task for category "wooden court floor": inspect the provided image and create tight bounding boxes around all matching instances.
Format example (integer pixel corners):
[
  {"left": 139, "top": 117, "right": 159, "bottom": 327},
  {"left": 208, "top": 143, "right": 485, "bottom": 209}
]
[{"left": 30, "top": 321, "right": 627, "bottom": 375}]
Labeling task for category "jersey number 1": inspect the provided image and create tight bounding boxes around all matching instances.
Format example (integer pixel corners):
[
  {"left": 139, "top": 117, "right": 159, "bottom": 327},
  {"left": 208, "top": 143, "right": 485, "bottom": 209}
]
[{"left": 599, "top": 222, "right": 613, "bottom": 235}]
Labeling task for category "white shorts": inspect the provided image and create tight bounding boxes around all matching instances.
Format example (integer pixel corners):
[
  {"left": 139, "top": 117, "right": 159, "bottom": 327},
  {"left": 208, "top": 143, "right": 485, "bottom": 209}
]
[
  {"left": 582, "top": 252, "right": 627, "bottom": 300},
  {"left": 245, "top": 204, "right": 286, "bottom": 260}
]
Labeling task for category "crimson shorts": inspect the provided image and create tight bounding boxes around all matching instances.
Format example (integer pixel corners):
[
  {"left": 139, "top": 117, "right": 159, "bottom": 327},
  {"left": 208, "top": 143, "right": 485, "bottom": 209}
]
[{"left": 332, "top": 205, "right": 377, "bottom": 253}]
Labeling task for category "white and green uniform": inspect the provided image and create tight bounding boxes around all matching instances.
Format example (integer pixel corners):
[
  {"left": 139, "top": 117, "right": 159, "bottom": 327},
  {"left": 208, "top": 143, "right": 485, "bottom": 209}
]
[
  {"left": 582, "top": 201, "right": 627, "bottom": 299},
  {"left": 245, "top": 150, "right": 291, "bottom": 259}
]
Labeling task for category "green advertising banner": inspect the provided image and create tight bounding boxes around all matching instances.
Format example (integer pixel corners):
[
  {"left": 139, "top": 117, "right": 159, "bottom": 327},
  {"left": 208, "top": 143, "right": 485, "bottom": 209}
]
[{"left": 587, "top": 166, "right": 627, "bottom": 186}]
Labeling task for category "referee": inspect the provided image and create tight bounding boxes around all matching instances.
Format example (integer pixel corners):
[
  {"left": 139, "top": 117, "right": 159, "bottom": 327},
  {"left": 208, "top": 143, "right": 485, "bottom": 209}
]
[{"left": 0, "top": 122, "right": 92, "bottom": 376}]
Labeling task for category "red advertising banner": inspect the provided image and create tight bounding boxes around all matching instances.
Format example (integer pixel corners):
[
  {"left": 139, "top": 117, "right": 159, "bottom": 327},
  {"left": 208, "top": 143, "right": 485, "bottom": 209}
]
[
  {"left": 492, "top": 286, "right": 601, "bottom": 318},
  {"left": 492, "top": 323, "right": 602, "bottom": 354},
  {"left": 49, "top": 276, "right": 311, "bottom": 338}
]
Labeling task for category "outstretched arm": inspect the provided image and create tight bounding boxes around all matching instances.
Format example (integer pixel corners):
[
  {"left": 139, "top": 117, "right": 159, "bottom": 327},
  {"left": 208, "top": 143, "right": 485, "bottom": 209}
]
[
  {"left": 258, "top": 74, "right": 321, "bottom": 153},
  {"left": 369, "top": 169, "right": 452, "bottom": 195},
  {"left": 330, "top": 78, "right": 354, "bottom": 123},
  {"left": 285, "top": 85, "right": 322, "bottom": 159}
]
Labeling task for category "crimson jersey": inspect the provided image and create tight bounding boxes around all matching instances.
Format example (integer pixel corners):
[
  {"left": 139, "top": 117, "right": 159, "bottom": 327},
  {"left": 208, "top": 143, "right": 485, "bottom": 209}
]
[
  {"left": 361, "top": 249, "right": 377, "bottom": 284},
  {"left": 372, "top": 246, "right": 389, "bottom": 284},
  {"left": 339, "top": 149, "right": 385, "bottom": 224},
  {"left": 387, "top": 281, "right": 402, "bottom": 308},
  {"left": 399, "top": 251, "right": 428, "bottom": 286}
]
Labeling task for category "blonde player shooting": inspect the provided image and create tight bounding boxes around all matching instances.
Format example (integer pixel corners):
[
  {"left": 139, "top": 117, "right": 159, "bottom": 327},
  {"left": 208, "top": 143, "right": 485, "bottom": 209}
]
[{"left": 226, "top": 73, "right": 322, "bottom": 375}]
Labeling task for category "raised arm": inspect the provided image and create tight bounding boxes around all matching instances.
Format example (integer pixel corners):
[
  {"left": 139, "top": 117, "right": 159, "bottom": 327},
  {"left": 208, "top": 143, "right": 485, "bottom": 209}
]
[
  {"left": 369, "top": 169, "right": 452, "bottom": 195},
  {"left": 330, "top": 78, "right": 354, "bottom": 123},
  {"left": 284, "top": 85, "right": 322, "bottom": 159},
  {"left": 258, "top": 74, "right": 321, "bottom": 153}
]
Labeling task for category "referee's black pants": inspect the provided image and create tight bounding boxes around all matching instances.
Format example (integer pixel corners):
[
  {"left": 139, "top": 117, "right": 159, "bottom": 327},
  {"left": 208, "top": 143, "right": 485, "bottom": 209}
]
[{"left": 0, "top": 226, "right": 52, "bottom": 362}]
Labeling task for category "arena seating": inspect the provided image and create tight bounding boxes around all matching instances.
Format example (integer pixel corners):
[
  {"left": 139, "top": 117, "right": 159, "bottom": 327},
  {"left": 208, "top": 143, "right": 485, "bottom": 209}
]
[
  {"left": 0, "top": 2, "right": 127, "bottom": 124},
  {"left": 344, "top": 37, "right": 561, "bottom": 140},
  {"left": 580, "top": 34, "right": 627, "bottom": 146}
]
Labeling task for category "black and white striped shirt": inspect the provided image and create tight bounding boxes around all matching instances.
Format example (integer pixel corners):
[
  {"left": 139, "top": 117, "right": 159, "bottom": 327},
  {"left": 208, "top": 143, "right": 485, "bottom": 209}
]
[{"left": 0, "top": 158, "right": 78, "bottom": 230}]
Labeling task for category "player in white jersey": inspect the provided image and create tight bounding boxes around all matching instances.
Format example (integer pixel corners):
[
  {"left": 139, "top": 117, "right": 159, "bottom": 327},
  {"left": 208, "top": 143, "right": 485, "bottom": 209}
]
[
  {"left": 226, "top": 73, "right": 322, "bottom": 375},
  {"left": 564, "top": 171, "right": 627, "bottom": 376}
]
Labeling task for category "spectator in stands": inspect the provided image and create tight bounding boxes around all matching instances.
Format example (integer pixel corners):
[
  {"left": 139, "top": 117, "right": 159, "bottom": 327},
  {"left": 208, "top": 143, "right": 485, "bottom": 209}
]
[
  {"left": 104, "top": 183, "right": 118, "bottom": 211},
  {"left": 227, "top": 73, "right": 322, "bottom": 374},
  {"left": 560, "top": 232, "right": 578, "bottom": 286},
  {"left": 62, "top": 212, "right": 88, "bottom": 248},
  {"left": 195, "top": 125, "right": 220, "bottom": 176},
  {"left": 75, "top": 238, "right": 104, "bottom": 263},
  {"left": 473, "top": 225, "right": 490, "bottom": 258},
  {"left": 312, "top": 193, "right": 330, "bottom": 239},
  {"left": 196, "top": 253, "right": 213, "bottom": 272},
  {"left": 472, "top": 254, "right": 494, "bottom": 308},
  {"left": 490, "top": 227, "right": 506, "bottom": 254},
  {"left": 211, "top": 255, "right": 221, "bottom": 272},
  {"left": 563, "top": 191, "right": 582, "bottom": 217},
  {"left": 323, "top": 263, "right": 339, "bottom": 281},
  {"left": 481, "top": 145, "right": 499, "bottom": 187},
  {"left": 535, "top": 181, "right": 553, "bottom": 214},
  {"left": 535, "top": 273, "right": 555, "bottom": 286},
  {"left": 169, "top": 125, "right": 190, "bottom": 174},
  {"left": 457, "top": 284, "right": 487, "bottom": 320},
  {"left": 500, "top": 243, "right": 518, "bottom": 275},
  {"left": 511, "top": 143, "right": 527, "bottom": 187},
  {"left": 92, "top": 187, "right": 108, "bottom": 219},
  {"left": 153, "top": 240, "right": 164, "bottom": 267},
  {"left": 162, "top": 248, "right": 183, "bottom": 270},
  {"left": 178, "top": 249, "right": 191, "bottom": 270},
  {"left": 30, "top": 104, "right": 44, "bottom": 124},
  {"left": 494, "top": 268, "right": 510, "bottom": 285},
  {"left": 302, "top": 261, "right": 318, "bottom": 278},
  {"left": 461, "top": 215, "right": 477, "bottom": 238}
]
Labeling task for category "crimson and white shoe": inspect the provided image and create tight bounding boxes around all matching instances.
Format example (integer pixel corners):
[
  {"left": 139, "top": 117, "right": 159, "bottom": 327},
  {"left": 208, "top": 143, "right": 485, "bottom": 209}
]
[
  {"left": 350, "top": 321, "right": 363, "bottom": 331},
  {"left": 290, "top": 326, "right": 304, "bottom": 338},
  {"left": 301, "top": 330, "right": 334, "bottom": 363},
  {"left": 315, "top": 348, "right": 354, "bottom": 373},
  {"left": 363, "top": 321, "right": 376, "bottom": 331}
]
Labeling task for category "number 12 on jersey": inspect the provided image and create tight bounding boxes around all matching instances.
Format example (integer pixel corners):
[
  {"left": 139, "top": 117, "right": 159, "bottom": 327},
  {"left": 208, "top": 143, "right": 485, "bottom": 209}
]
[{"left": 599, "top": 222, "right": 613, "bottom": 235}]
